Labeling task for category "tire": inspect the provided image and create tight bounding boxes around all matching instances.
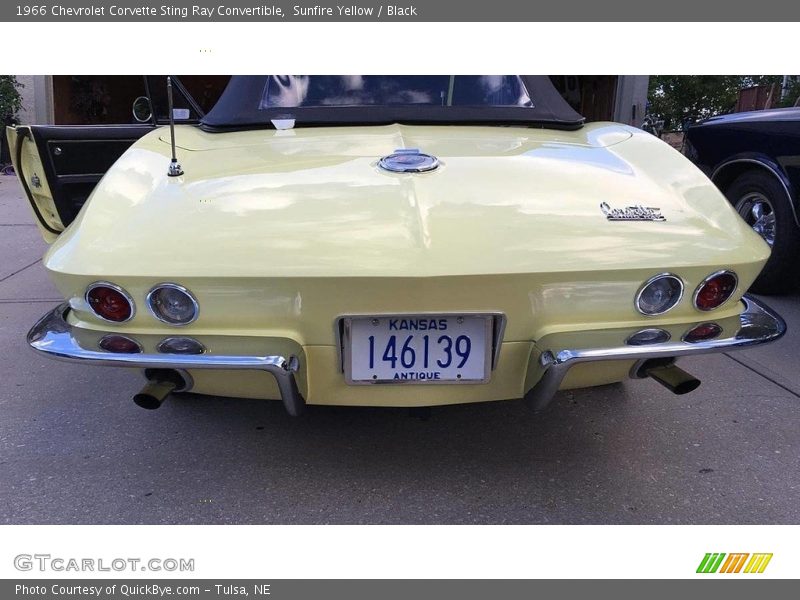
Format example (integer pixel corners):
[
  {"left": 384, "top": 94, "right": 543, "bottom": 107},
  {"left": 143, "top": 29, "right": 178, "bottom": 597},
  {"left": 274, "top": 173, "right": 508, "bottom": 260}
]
[{"left": 725, "top": 171, "right": 800, "bottom": 294}]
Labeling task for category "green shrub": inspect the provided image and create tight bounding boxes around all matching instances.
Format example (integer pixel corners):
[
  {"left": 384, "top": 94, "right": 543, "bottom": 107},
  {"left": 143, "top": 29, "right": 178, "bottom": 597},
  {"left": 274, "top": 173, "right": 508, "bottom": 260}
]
[{"left": 0, "top": 76, "right": 24, "bottom": 121}]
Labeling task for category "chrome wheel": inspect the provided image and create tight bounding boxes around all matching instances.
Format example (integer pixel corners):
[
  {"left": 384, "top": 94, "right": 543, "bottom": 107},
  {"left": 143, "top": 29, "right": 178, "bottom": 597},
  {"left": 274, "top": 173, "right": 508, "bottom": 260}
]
[{"left": 736, "top": 192, "right": 776, "bottom": 247}]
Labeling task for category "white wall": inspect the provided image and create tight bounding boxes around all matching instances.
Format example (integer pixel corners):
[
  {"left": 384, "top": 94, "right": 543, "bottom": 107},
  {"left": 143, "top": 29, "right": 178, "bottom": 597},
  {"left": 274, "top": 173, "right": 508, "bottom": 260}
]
[
  {"left": 613, "top": 76, "right": 649, "bottom": 126},
  {"left": 13, "top": 75, "right": 53, "bottom": 124}
]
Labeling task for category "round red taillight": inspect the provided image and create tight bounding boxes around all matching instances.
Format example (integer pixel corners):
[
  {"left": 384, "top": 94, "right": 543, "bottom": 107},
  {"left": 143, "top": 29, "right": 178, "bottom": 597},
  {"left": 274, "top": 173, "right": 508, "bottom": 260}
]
[
  {"left": 99, "top": 334, "right": 142, "bottom": 353},
  {"left": 86, "top": 283, "right": 134, "bottom": 322},
  {"left": 693, "top": 271, "right": 738, "bottom": 311},
  {"left": 683, "top": 322, "right": 723, "bottom": 343}
]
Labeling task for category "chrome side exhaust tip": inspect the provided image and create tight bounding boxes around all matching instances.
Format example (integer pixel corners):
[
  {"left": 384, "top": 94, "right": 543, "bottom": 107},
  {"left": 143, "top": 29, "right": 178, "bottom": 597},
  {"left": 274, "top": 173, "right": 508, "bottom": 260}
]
[
  {"left": 634, "top": 358, "right": 701, "bottom": 395},
  {"left": 133, "top": 380, "right": 176, "bottom": 410},
  {"left": 133, "top": 369, "right": 192, "bottom": 410},
  {"left": 645, "top": 364, "right": 701, "bottom": 395}
]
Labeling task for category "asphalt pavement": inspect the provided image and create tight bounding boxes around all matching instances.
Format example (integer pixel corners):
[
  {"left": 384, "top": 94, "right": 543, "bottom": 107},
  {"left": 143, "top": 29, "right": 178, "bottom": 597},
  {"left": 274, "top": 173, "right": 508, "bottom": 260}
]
[{"left": 0, "top": 175, "right": 798, "bottom": 524}]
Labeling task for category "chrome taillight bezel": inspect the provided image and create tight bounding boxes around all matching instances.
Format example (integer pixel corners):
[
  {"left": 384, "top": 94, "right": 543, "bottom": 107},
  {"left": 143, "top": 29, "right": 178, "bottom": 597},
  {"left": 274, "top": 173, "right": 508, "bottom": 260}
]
[
  {"left": 634, "top": 273, "right": 685, "bottom": 316},
  {"left": 146, "top": 283, "right": 200, "bottom": 326},
  {"left": 85, "top": 281, "right": 136, "bottom": 323},
  {"left": 692, "top": 270, "right": 738, "bottom": 312}
]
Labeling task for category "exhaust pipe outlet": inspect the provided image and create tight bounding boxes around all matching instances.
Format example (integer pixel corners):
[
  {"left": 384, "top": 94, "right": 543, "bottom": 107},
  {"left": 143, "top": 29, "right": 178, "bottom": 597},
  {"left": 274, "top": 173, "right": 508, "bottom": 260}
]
[
  {"left": 133, "top": 369, "right": 190, "bottom": 410},
  {"left": 645, "top": 364, "right": 701, "bottom": 395},
  {"left": 133, "top": 380, "right": 176, "bottom": 410}
]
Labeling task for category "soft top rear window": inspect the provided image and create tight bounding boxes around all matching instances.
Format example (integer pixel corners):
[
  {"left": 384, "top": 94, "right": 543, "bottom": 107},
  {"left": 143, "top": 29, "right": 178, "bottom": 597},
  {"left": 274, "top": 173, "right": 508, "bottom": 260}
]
[
  {"left": 201, "top": 75, "right": 585, "bottom": 131},
  {"left": 260, "top": 76, "right": 534, "bottom": 109}
]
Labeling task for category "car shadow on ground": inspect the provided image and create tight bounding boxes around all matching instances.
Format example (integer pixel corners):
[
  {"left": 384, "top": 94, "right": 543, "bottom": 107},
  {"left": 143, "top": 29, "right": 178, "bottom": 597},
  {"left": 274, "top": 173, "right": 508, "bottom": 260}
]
[{"left": 163, "top": 381, "right": 630, "bottom": 468}]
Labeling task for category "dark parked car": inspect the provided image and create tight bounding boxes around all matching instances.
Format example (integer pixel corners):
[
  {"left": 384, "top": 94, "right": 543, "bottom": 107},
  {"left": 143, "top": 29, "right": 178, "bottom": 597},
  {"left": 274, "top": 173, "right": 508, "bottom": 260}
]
[{"left": 684, "top": 107, "right": 800, "bottom": 293}]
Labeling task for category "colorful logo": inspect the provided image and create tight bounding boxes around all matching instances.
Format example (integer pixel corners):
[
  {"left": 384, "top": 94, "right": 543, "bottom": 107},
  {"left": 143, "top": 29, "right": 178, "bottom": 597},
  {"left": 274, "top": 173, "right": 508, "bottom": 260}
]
[{"left": 696, "top": 553, "right": 773, "bottom": 574}]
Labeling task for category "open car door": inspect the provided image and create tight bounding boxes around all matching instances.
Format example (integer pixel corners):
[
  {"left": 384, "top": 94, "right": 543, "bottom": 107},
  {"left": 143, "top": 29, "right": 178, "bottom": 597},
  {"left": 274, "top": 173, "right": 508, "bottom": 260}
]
[
  {"left": 5, "top": 75, "right": 208, "bottom": 243},
  {"left": 6, "top": 124, "right": 153, "bottom": 242}
]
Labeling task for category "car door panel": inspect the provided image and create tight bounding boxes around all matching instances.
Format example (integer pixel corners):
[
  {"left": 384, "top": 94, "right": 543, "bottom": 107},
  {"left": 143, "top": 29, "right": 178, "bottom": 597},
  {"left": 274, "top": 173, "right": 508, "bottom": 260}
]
[{"left": 7, "top": 124, "right": 153, "bottom": 242}]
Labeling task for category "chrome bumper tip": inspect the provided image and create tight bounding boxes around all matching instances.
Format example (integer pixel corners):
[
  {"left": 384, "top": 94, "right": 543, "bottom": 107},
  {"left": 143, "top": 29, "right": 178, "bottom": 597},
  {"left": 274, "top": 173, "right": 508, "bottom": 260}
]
[
  {"left": 524, "top": 294, "right": 786, "bottom": 413},
  {"left": 27, "top": 303, "right": 306, "bottom": 417}
]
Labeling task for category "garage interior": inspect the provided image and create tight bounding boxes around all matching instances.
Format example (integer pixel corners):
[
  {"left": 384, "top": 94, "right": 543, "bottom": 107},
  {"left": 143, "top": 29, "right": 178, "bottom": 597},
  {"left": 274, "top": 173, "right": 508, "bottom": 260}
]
[{"left": 42, "top": 75, "right": 639, "bottom": 125}]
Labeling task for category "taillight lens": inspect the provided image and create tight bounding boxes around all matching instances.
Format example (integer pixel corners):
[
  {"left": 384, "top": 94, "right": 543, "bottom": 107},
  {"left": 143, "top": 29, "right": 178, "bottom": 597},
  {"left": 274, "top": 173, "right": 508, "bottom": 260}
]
[
  {"left": 99, "top": 334, "right": 142, "bottom": 353},
  {"left": 626, "top": 328, "right": 671, "bottom": 346},
  {"left": 86, "top": 283, "right": 134, "bottom": 322},
  {"left": 147, "top": 284, "right": 199, "bottom": 325},
  {"left": 635, "top": 274, "right": 684, "bottom": 315},
  {"left": 683, "top": 323, "right": 722, "bottom": 343},
  {"left": 157, "top": 337, "right": 205, "bottom": 355},
  {"left": 694, "top": 271, "right": 737, "bottom": 311}
]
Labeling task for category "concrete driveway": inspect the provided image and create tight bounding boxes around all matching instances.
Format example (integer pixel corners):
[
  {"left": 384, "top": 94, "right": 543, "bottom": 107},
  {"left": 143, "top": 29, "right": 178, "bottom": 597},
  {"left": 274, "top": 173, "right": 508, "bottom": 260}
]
[{"left": 0, "top": 175, "right": 798, "bottom": 524}]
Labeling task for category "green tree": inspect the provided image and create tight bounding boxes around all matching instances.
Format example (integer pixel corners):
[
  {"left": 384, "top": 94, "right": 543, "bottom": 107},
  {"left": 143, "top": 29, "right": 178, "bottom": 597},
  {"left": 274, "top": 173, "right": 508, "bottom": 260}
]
[
  {"left": 0, "top": 75, "right": 24, "bottom": 121},
  {"left": 648, "top": 75, "right": 782, "bottom": 130},
  {"left": 777, "top": 78, "right": 800, "bottom": 108}
]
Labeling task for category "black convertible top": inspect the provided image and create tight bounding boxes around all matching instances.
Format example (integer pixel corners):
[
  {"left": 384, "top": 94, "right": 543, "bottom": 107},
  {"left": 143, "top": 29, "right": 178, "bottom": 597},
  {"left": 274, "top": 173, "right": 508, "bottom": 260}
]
[{"left": 201, "top": 75, "right": 585, "bottom": 132}]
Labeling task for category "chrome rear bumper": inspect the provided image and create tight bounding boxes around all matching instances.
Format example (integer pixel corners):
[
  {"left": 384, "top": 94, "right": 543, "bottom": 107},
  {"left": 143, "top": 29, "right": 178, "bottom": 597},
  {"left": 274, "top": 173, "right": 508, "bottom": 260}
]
[
  {"left": 524, "top": 294, "right": 786, "bottom": 411},
  {"left": 27, "top": 296, "right": 785, "bottom": 416},
  {"left": 27, "top": 303, "right": 305, "bottom": 416}
]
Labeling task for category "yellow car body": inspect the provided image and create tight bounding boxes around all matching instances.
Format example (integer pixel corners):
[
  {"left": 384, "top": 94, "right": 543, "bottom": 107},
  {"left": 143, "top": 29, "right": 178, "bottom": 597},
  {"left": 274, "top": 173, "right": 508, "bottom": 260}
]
[{"left": 6, "top": 75, "right": 786, "bottom": 415}]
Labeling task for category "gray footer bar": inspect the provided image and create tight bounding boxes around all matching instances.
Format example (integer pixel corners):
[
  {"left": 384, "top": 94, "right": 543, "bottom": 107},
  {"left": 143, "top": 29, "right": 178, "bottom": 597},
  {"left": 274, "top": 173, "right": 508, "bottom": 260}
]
[{"left": 3, "top": 580, "right": 797, "bottom": 600}]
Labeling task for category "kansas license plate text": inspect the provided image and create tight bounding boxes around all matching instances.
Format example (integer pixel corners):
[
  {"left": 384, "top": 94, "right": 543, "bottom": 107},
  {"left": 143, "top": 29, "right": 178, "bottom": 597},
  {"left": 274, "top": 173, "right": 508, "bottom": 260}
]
[{"left": 346, "top": 315, "right": 490, "bottom": 384}]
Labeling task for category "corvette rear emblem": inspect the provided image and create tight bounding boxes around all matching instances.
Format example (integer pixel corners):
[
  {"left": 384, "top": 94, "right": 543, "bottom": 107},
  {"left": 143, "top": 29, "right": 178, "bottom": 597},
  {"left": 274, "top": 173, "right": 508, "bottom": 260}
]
[{"left": 600, "top": 202, "right": 666, "bottom": 221}]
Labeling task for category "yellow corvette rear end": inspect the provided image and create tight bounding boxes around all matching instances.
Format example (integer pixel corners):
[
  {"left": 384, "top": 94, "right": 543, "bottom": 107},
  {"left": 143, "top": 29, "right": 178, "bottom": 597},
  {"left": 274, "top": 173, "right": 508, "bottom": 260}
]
[{"left": 11, "top": 76, "right": 786, "bottom": 415}]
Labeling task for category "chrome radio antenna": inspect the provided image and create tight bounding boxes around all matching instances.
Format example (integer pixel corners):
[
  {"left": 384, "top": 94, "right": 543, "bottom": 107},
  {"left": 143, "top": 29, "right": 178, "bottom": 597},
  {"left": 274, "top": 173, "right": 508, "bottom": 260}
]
[{"left": 166, "top": 76, "right": 184, "bottom": 177}]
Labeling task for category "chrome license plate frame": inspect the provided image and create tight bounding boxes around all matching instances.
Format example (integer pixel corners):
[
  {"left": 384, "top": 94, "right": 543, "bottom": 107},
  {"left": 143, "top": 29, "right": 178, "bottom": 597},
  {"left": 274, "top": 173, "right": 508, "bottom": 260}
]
[{"left": 340, "top": 313, "right": 500, "bottom": 385}]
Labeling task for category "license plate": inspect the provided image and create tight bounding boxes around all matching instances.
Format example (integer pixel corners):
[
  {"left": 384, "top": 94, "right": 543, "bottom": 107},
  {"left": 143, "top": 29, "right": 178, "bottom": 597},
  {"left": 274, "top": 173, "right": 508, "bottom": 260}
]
[{"left": 343, "top": 315, "right": 492, "bottom": 384}]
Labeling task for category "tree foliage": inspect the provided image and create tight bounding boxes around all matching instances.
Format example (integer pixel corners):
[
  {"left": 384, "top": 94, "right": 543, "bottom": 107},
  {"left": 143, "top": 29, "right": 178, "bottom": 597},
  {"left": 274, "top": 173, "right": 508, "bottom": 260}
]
[
  {"left": 0, "top": 75, "right": 24, "bottom": 121},
  {"left": 778, "top": 79, "right": 800, "bottom": 108},
  {"left": 648, "top": 75, "right": 784, "bottom": 130}
]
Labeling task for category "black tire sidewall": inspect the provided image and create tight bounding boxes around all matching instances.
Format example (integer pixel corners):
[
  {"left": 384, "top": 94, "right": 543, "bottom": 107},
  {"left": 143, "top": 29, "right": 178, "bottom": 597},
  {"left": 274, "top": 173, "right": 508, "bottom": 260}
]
[{"left": 725, "top": 171, "right": 799, "bottom": 294}]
